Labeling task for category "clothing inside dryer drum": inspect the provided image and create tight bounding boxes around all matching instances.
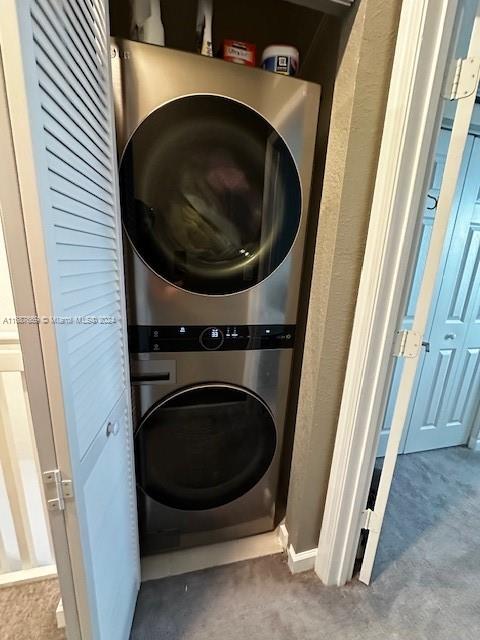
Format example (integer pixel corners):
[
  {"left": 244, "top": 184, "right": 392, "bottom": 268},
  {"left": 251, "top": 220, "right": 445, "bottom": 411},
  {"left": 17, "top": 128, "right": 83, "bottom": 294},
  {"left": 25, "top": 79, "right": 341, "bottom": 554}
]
[
  {"left": 119, "top": 95, "right": 301, "bottom": 295},
  {"left": 135, "top": 386, "right": 277, "bottom": 510}
]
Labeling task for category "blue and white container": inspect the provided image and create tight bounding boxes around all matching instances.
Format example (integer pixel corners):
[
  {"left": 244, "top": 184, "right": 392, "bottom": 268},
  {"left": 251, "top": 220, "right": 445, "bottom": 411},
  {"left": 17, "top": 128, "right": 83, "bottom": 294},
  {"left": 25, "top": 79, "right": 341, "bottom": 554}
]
[{"left": 261, "top": 45, "right": 299, "bottom": 76}]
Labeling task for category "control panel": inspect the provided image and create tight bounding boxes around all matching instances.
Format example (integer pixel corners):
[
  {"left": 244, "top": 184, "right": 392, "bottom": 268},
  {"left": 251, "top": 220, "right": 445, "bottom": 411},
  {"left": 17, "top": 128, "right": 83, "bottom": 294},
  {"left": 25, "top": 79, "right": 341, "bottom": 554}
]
[{"left": 129, "top": 325, "right": 295, "bottom": 353}]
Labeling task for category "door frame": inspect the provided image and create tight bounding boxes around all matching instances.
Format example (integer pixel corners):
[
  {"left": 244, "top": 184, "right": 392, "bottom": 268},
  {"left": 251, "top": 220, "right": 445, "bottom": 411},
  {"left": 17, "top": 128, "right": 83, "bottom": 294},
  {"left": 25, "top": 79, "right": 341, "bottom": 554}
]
[
  {"left": 315, "top": 0, "right": 473, "bottom": 586},
  {"left": 0, "top": 43, "right": 82, "bottom": 639}
]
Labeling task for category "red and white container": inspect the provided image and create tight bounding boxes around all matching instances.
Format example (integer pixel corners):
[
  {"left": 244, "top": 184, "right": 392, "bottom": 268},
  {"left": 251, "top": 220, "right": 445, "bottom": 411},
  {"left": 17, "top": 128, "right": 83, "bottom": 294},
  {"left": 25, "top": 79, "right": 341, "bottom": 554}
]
[{"left": 222, "top": 40, "right": 256, "bottom": 66}]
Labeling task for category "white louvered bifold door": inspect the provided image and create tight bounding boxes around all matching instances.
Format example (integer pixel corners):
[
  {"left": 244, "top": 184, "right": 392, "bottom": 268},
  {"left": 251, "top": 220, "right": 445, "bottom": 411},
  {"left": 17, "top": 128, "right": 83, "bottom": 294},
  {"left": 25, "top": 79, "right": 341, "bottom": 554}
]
[{"left": 0, "top": 1, "right": 140, "bottom": 638}]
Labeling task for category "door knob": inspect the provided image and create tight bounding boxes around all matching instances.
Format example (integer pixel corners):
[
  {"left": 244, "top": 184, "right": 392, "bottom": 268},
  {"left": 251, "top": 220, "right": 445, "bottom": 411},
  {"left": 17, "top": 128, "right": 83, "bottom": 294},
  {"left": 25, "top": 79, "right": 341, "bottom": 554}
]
[{"left": 444, "top": 333, "right": 456, "bottom": 340}]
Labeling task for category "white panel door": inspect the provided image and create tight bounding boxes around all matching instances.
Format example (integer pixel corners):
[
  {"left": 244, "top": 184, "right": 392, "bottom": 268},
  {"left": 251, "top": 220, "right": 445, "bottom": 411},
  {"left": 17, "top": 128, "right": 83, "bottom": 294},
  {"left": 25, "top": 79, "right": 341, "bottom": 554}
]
[
  {"left": 404, "top": 136, "right": 480, "bottom": 452},
  {"left": 377, "top": 130, "right": 474, "bottom": 455},
  {"left": 0, "top": 1, "right": 139, "bottom": 638},
  {"left": 359, "top": 5, "right": 480, "bottom": 585}
]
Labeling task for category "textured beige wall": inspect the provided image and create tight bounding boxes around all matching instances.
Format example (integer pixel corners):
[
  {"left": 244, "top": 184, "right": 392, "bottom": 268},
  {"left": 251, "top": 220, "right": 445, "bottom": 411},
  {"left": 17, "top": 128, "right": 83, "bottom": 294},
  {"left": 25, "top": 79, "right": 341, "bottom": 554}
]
[{"left": 286, "top": 0, "right": 402, "bottom": 553}]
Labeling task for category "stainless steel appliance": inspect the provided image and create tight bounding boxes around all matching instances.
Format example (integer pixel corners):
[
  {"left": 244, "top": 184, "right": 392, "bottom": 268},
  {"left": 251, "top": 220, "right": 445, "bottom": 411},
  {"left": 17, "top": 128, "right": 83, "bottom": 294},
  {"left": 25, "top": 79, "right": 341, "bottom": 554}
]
[
  {"left": 111, "top": 39, "right": 320, "bottom": 553},
  {"left": 131, "top": 347, "right": 293, "bottom": 553}
]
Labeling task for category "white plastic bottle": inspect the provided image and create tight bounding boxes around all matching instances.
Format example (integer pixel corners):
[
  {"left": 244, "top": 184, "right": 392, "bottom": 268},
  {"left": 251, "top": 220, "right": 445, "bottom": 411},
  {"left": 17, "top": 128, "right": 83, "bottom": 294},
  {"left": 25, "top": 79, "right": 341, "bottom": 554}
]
[
  {"left": 196, "top": 0, "right": 213, "bottom": 57},
  {"left": 131, "top": 0, "right": 165, "bottom": 46}
]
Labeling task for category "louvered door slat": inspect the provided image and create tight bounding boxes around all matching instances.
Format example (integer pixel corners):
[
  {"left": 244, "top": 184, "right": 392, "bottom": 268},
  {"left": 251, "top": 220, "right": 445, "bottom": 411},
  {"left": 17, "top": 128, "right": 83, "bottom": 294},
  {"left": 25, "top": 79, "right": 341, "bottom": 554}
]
[
  {"left": 72, "top": 334, "right": 123, "bottom": 393},
  {"left": 65, "top": 286, "right": 116, "bottom": 316},
  {"left": 36, "top": 63, "right": 110, "bottom": 154},
  {"left": 39, "top": 88, "right": 110, "bottom": 164},
  {"left": 78, "top": 0, "right": 106, "bottom": 47},
  {"left": 43, "top": 109, "right": 110, "bottom": 176},
  {"left": 90, "top": 0, "right": 108, "bottom": 34},
  {"left": 31, "top": 3, "right": 110, "bottom": 123},
  {"left": 51, "top": 191, "right": 114, "bottom": 229},
  {"left": 62, "top": 285, "right": 119, "bottom": 316},
  {"left": 65, "top": 297, "right": 118, "bottom": 334},
  {"left": 0, "top": 1, "right": 140, "bottom": 636},
  {"left": 66, "top": 1, "right": 107, "bottom": 79},
  {"left": 63, "top": 302, "right": 119, "bottom": 335},
  {"left": 32, "top": 23, "right": 110, "bottom": 136},
  {"left": 56, "top": 247, "right": 116, "bottom": 266},
  {"left": 71, "top": 351, "right": 123, "bottom": 422},
  {"left": 63, "top": 1, "right": 107, "bottom": 83},
  {"left": 55, "top": 224, "right": 116, "bottom": 249},
  {"left": 49, "top": 172, "right": 115, "bottom": 218},
  {"left": 68, "top": 327, "right": 120, "bottom": 379},
  {"left": 38, "top": 0, "right": 108, "bottom": 111},
  {"left": 55, "top": 225, "right": 116, "bottom": 250},
  {"left": 73, "top": 351, "right": 123, "bottom": 407},
  {"left": 65, "top": 292, "right": 119, "bottom": 322},
  {"left": 67, "top": 319, "right": 116, "bottom": 357},
  {"left": 63, "top": 312, "right": 121, "bottom": 353},
  {"left": 59, "top": 272, "right": 118, "bottom": 297},
  {"left": 46, "top": 132, "right": 113, "bottom": 195},
  {"left": 58, "top": 259, "right": 117, "bottom": 279},
  {"left": 54, "top": 210, "right": 115, "bottom": 238},
  {"left": 85, "top": 0, "right": 108, "bottom": 58},
  {"left": 63, "top": 291, "right": 120, "bottom": 319},
  {"left": 48, "top": 155, "right": 114, "bottom": 207}
]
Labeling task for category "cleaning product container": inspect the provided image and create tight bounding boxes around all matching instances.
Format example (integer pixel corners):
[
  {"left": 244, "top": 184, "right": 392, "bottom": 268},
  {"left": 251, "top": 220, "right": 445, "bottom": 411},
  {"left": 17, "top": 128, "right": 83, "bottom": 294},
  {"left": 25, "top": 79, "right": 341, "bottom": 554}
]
[{"left": 261, "top": 45, "right": 299, "bottom": 76}]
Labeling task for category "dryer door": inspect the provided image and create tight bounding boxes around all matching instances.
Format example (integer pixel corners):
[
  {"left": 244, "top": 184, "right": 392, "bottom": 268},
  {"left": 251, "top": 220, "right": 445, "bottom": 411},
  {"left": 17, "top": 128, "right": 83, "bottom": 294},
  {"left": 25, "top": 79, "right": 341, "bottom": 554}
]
[
  {"left": 135, "top": 384, "right": 277, "bottom": 510},
  {"left": 119, "top": 95, "right": 301, "bottom": 295}
]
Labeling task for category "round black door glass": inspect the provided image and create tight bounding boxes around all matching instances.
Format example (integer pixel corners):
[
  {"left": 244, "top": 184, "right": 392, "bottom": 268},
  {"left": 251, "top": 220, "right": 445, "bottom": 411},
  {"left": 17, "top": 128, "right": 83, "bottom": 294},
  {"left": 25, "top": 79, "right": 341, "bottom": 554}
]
[
  {"left": 119, "top": 95, "right": 302, "bottom": 295},
  {"left": 135, "top": 385, "right": 277, "bottom": 510}
]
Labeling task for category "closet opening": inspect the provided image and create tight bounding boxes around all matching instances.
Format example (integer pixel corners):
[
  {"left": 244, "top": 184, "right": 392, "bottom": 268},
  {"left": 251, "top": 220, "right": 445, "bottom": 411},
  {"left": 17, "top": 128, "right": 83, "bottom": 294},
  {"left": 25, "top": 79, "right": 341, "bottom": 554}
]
[{"left": 108, "top": 0, "right": 346, "bottom": 579}]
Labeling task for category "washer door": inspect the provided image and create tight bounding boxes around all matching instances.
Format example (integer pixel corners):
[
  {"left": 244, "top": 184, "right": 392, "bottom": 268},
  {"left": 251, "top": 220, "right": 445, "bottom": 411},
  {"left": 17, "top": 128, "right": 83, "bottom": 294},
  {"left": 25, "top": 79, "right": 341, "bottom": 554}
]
[
  {"left": 119, "top": 95, "right": 301, "bottom": 295},
  {"left": 135, "top": 384, "right": 277, "bottom": 510}
]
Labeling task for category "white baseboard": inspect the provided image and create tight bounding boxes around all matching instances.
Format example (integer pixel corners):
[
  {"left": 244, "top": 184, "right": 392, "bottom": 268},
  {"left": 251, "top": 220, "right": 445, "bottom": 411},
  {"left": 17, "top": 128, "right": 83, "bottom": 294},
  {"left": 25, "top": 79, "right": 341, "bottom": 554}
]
[
  {"left": 141, "top": 529, "right": 283, "bottom": 582},
  {"left": 287, "top": 544, "right": 317, "bottom": 574},
  {"left": 277, "top": 522, "right": 289, "bottom": 550},
  {"left": 56, "top": 599, "right": 65, "bottom": 629},
  {"left": 0, "top": 564, "right": 57, "bottom": 588}
]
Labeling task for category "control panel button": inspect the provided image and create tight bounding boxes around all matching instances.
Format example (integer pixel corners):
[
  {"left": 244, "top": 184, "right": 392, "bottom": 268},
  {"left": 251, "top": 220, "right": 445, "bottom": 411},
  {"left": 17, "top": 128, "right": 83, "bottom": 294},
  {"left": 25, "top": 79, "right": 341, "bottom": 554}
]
[{"left": 199, "top": 327, "right": 225, "bottom": 350}]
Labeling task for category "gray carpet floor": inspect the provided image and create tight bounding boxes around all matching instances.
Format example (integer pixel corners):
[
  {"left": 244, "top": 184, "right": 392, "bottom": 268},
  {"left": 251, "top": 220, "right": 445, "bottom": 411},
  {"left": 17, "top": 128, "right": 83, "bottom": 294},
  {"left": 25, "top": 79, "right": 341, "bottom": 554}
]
[{"left": 131, "top": 446, "right": 480, "bottom": 640}]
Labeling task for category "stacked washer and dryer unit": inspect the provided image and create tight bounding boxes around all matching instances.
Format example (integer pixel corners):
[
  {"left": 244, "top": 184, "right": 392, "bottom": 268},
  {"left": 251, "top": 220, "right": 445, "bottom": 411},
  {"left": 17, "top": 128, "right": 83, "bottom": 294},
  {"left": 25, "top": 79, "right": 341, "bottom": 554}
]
[{"left": 111, "top": 39, "right": 320, "bottom": 554}]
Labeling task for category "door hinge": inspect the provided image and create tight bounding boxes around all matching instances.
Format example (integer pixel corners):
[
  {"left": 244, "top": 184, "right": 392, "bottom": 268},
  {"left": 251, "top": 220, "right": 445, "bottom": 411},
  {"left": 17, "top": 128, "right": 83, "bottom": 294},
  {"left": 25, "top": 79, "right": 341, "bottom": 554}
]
[
  {"left": 392, "top": 330, "right": 422, "bottom": 358},
  {"left": 43, "top": 469, "right": 74, "bottom": 512},
  {"left": 361, "top": 508, "right": 381, "bottom": 533},
  {"left": 444, "top": 57, "right": 480, "bottom": 101}
]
